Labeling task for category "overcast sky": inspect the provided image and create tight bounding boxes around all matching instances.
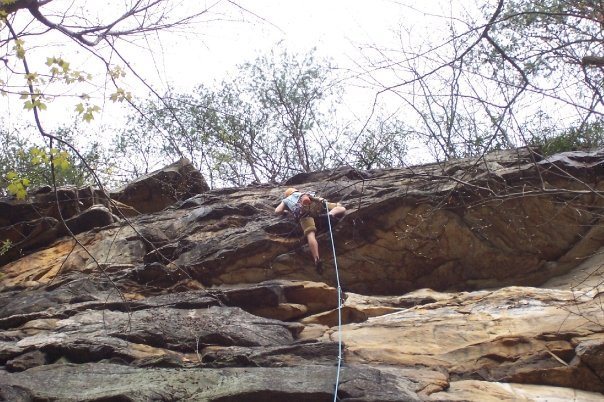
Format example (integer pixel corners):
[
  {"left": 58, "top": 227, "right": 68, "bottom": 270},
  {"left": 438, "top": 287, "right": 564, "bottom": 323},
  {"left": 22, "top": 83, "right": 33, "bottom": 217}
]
[
  {"left": 122, "top": 1, "right": 476, "bottom": 124},
  {"left": 129, "top": 0, "right": 405, "bottom": 99},
  {"left": 152, "top": 1, "right": 473, "bottom": 91},
  {"left": 2, "top": 0, "right": 478, "bottom": 140}
]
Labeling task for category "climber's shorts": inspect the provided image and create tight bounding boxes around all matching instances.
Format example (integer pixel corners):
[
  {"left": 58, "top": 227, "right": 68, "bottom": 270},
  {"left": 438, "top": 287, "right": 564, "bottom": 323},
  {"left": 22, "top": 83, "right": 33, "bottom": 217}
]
[{"left": 299, "top": 202, "right": 341, "bottom": 236}]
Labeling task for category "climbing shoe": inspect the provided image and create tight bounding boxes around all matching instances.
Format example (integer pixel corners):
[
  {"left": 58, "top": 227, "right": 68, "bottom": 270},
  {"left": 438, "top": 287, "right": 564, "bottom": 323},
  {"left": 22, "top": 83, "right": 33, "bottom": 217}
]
[{"left": 315, "top": 258, "right": 324, "bottom": 275}]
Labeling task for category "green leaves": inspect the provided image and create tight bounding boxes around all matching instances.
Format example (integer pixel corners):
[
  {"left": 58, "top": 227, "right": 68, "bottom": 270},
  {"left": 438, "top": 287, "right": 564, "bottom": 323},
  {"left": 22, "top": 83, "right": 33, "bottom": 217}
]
[
  {"left": 51, "top": 149, "right": 71, "bottom": 170},
  {"left": 23, "top": 98, "right": 46, "bottom": 111},
  {"left": 46, "top": 56, "right": 70, "bottom": 73},
  {"left": 46, "top": 56, "right": 91, "bottom": 84},
  {"left": 20, "top": 90, "right": 47, "bottom": 111},
  {"left": 25, "top": 147, "right": 71, "bottom": 170},
  {"left": 18, "top": 52, "right": 131, "bottom": 124},
  {"left": 1, "top": 126, "right": 113, "bottom": 194},
  {"left": 14, "top": 54, "right": 102, "bottom": 122},
  {"left": 529, "top": 120, "right": 604, "bottom": 155},
  {"left": 0, "top": 239, "right": 11, "bottom": 256},
  {"left": 12, "top": 39, "right": 25, "bottom": 59},
  {"left": 109, "top": 66, "right": 127, "bottom": 79},
  {"left": 3, "top": 146, "right": 74, "bottom": 200},
  {"left": 75, "top": 103, "right": 101, "bottom": 122},
  {"left": 25, "top": 72, "right": 39, "bottom": 84},
  {"left": 110, "top": 88, "right": 132, "bottom": 103},
  {"left": 5, "top": 171, "right": 29, "bottom": 200}
]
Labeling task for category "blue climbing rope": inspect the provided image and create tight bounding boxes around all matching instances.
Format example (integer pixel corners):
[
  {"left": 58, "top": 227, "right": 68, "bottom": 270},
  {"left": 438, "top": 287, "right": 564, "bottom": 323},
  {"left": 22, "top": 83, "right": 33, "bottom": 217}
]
[{"left": 325, "top": 200, "right": 343, "bottom": 402}]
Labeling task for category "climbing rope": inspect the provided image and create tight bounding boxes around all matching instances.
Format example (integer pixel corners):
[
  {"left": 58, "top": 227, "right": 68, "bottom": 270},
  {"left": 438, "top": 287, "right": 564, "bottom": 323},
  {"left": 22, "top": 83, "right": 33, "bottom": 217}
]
[{"left": 325, "top": 200, "right": 343, "bottom": 402}]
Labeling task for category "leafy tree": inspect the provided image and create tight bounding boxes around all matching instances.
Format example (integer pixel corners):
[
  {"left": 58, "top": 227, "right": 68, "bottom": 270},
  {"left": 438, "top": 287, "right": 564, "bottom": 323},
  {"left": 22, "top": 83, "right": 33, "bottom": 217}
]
[
  {"left": 0, "top": 0, "right": 222, "bottom": 196},
  {"left": 112, "top": 88, "right": 220, "bottom": 185},
  {"left": 528, "top": 119, "right": 604, "bottom": 155},
  {"left": 474, "top": 0, "right": 604, "bottom": 136},
  {"left": 363, "top": 0, "right": 604, "bottom": 161},
  {"left": 209, "top": 82, "right": 274, "bottom": 185},
  {"left": 243, "top": 48, "right": 339, "bottom": 174},
  {"left": 349, "top": 117, "right": 410, "bottom": 170},
  {"left": 0, "top": 123, "right": 113, "bottom": 197},
  {"left": 117, "top": 48, "right": 343, "bottom": 187}
]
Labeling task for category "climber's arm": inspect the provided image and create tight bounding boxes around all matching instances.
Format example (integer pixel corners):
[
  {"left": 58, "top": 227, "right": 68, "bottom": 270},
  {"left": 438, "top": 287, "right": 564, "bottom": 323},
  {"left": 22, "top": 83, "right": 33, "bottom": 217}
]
[{"left": 275, "top": 201, "right": 287, "bottom": 215}]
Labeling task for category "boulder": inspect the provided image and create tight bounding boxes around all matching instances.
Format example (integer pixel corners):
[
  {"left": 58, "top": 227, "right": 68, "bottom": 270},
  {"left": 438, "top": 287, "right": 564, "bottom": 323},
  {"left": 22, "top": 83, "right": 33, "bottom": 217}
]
[{"left": 110, "top": 157, "right": 209, "bottom": 214}]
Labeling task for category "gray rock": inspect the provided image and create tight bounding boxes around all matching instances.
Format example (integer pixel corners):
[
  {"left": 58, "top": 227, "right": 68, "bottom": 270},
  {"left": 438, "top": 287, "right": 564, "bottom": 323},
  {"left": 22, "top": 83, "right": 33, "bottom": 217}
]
[{"left": 0, "top": 363, "right": 420, "bottom": 401}]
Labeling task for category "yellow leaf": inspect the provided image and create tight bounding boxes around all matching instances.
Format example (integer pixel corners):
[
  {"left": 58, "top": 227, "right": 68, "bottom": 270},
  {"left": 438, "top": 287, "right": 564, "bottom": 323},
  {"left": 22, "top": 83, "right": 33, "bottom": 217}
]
[
  {"left": 13, "top": 39, "right": 25, "bottom": 59},
  {"left": 25, "top": 72, "right": 38, "bottom": 83},
  {"left": 16, "top": 187, "right": 26, "bottom": 200},
  {"left": 0, "top": 239, "right": 11, "bottom": 256},
  {"left": 60, "top": 60, "right": 70, "bottom": 73}
]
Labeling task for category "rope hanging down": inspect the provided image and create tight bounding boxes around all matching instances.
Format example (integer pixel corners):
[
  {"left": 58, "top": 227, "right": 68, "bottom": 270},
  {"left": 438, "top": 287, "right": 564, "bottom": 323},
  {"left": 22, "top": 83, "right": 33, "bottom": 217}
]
[{"left": 325, "top": 200, "right": 343, "bottom": 402}]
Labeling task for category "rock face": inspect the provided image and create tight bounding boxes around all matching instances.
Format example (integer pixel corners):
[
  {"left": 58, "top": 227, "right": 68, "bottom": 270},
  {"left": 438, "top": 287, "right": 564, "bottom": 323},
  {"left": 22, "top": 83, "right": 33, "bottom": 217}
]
[
  {"left": 110, "top": 157, "right": 210, "bottom": 214},
  {"left": 1, "top": 148, "right": 604, "bottom": 401},
  {"left": 0, "top": 158, "right": 207, "bottom": 267}
]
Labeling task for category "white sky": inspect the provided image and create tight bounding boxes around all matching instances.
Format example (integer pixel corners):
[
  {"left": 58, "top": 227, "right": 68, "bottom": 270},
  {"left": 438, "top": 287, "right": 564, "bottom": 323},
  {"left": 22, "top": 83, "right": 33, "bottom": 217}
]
[
  {"left": 131, "top": 0, "right": 423, "bottom": 127},
  {"left": 2, "top": 0, "right": 477, "bottom": 148},
  {"left": 2, "top": 0, "right": 596, "bottom": 178},
  {"left": 157, "top": 1, "right": 409, "bottom": 90}
]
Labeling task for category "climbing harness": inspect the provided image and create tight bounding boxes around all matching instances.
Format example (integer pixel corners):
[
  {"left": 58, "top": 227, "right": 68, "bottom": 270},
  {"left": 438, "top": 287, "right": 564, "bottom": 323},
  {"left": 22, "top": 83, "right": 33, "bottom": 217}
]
[
  {"left": 324, "top": 200, "right": 343, "bottom": 402},
  {"left": 290, "top": 192, "right": 325, "bottom": 220}
]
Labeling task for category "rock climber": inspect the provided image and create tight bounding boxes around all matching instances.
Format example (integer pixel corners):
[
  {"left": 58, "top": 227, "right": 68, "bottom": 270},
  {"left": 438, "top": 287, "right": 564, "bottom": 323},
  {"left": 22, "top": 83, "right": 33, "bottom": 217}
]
[{"left": 274, "top": 187, "right": 346, "bottom": 274}]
